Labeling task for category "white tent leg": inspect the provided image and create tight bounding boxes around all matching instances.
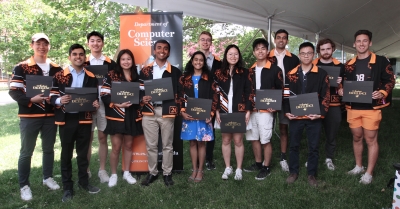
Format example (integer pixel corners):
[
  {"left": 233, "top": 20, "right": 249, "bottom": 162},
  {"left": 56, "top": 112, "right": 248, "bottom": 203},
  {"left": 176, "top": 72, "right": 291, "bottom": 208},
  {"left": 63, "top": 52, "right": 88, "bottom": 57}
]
[{"left": 148, "top": 0, "right": 153, "bottom": 12}]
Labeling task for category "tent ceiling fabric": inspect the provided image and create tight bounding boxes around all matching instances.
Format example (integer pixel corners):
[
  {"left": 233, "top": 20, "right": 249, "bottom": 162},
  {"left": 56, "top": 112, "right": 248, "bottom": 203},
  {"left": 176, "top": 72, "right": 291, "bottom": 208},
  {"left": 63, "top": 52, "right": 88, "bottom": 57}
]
[{"left": 111, "top": 0, "right": 400, "bottom": 58}]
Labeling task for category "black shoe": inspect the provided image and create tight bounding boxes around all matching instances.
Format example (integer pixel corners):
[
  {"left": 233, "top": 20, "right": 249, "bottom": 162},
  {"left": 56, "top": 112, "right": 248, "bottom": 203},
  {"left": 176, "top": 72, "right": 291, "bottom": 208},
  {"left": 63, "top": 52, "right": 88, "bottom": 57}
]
[
  {"left": 244, "top": 163, "right": 261, "bottom": 172},
  {"left": 206, "top": 161, "right": 216, "bottom": 170},
  {"left": 141, "top": 174, "right": 158, "bottom": 186},
  {"left": 62, "top": 190, "right": 73, "bottom": 202},
  {"left": 255, "top": 168, "right": 271, "bottom": 180},
  {"left": 163, "top": 175, "right": 174, "bottom": 186},
  {"left": 78, "top": 184, "right": 100, "bottom": 194}
]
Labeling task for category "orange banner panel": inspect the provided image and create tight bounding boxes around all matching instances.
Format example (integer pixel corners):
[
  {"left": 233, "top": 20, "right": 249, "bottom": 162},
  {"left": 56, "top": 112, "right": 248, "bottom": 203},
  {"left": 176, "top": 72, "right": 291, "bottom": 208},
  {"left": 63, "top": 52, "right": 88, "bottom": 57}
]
[{"left": 122, "top": 134, "right": 149, "bottom": 172}]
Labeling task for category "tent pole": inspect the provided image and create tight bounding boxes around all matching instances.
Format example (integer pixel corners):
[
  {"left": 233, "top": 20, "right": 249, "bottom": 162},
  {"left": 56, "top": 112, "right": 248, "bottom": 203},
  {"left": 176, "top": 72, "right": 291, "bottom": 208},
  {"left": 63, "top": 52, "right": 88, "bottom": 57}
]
[
  {"left": 148, "top": 0, "right": 153, "bottom": 12},
  {"left": 315, "top": 33, "right": 320, "bottom": 58},
  {"left": 341, "top": 44, "right": 344, "bottom": 63},
  {"left": 268, "top": 17, "right": 272, "bottom": 45}
]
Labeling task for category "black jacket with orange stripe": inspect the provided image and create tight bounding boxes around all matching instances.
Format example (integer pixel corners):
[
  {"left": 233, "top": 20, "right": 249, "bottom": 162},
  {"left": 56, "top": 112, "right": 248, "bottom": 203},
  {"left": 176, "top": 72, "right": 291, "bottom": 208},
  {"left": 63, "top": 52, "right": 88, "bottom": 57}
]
[
  {"left": 283, "top": 65, "right": 330, "bottom": 118},
  {"left": 248, "top": 61, "right": 284, "bottom": 112},
  {"left": 343, "top": 52, "right": 395, "bottom": 110},
  {"left": 50, "top": 67, "right": 99, "bottom": 125},
  {"left": 213, "top": 67, "right": 252, "bottom": 113},
  {"left": 178, "top": 71, "right": 217, "bottom": 117},
  {"left": 9, "top": 57, "right": 62, "bottom": 118},
  {"left": 100, "top": 70, "right": 142, "bottom": 123},
  {"left": 268, "top": 50, "right": 300, "bottom": 81},
  {"left": 139, "top": 62, "right": 182, "bottom": 118},
  {"left": 312, "top": 58, "right": 345, "bottom": 107}
]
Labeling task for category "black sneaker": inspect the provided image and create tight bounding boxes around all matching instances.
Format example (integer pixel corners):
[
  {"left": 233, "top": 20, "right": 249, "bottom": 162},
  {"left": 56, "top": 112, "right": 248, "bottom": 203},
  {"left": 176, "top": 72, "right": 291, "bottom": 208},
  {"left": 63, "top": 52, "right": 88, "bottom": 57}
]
[
  {"left": 78, "top": 184, "right": 100, "bottom": 194},
  {"left": 206, "top": 161, "right": 216, "bottom": 170},
  {"left": 62, "top": 190, "right": 73, "bottom": 202},
  {"left": 163, "top": 175, "right": 174, "bottom": 186},
  {"left": 244, "top": 163, "right": 261, "bottom": 172},
  {"left": 255, "top": 168, "right": 271, "bottom": 180}
]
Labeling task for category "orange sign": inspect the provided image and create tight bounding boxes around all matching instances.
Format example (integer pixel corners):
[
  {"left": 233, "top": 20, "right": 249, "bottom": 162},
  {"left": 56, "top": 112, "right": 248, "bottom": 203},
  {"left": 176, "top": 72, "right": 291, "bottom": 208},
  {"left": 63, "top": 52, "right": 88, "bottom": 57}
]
[{"left": 122, "top": 134, "right": 149, "bottom": 172}]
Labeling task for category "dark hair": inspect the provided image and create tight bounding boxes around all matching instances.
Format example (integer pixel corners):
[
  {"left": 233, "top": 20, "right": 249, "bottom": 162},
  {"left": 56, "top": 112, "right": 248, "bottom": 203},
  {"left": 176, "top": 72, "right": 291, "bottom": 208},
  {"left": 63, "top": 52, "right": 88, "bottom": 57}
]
[
  {"left": 68, "top": 44, "right": 85, "bottom": 55},
  {"left": 153, "top": 39, "right": 170, "bottom": 52},
  {"left": 115, "top": 49, "right": 138, "bottom": 82},
  {"left": 86, "top": 31, "right": 104, "bottom": 42},
  {"left": 252, "top": 38, "right": 269, "bottom": 51},
  {"left": 274, "top": 29, "right": 289, "bottom": 39},
  {"left": 299, "top": 42, "right": 315, "bottom": 52},
  {"left": 316, "top": 38, "right": 335, "bottom": 53},
  {"left": 221, "top": 44, "right": 244, "bottom": 75},
  {"left": 184, "top": 51, "right": 209, "bottom": 77},
  {"left": 354, "top": 30, "right": 372, "bottom": 41},
  {"left": 199, "top": 31, "right": 212, "bottom": 40}
]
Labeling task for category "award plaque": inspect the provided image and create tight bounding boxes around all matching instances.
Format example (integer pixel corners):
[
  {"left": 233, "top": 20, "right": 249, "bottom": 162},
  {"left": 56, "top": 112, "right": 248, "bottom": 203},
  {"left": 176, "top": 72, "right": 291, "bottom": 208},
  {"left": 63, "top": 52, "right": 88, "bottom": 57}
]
[
  {"left": 342, "top": 81, "right": 373, "bottom": 103},
  {"left": 186, "top": 97, "right": 212, "bottom": 120},
  {"left": 289, "top": 92, "right": 320, "bottom": 116},
  {"left": 25, "top": 75, "right": 53, "bottom": 97},
  {"left": 111, "top": 81, "right": 140, "bottom": 104},
  {"left": 64, "top": 87, "right": 98, "bottom": 112},
  {"left": 85, "top": 65, "right": 108, "bottom": 85},
  {"left": 220, "top": 113, "right": 246, "bottom": 133},
  {"left": 255, "top": 89, "right": 282, "bottom": 110},
  {"left": 144, "top": 77, "right": 174, "bottom": 101},
  {"left": 318, "top": 66, "right": 341, "bottom": 87}
]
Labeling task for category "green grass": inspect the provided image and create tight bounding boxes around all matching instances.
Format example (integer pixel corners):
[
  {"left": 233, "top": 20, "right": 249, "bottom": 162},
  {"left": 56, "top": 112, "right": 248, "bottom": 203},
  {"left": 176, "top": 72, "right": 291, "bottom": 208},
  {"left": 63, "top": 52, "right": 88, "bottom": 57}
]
[{"left": 0, "top": 102, "right": 399, "bottom": 209}]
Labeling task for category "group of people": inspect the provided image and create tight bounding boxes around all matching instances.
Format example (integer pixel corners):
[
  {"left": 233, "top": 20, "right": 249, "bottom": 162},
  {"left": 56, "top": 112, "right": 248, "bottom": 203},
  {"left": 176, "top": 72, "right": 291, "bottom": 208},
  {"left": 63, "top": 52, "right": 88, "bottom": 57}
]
[{"left": 9, "top": 28, "right": 394, "bottom": 203}]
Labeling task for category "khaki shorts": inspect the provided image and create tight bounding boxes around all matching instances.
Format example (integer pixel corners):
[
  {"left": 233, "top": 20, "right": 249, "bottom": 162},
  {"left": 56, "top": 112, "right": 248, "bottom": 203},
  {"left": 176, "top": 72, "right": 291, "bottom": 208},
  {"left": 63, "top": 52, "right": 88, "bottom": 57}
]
[
  {"left": 91, "top": 99, "right": 107, "bottom": 132},
  {"left": 347, "top": 109, "right": 381, "bottom": 130},
  {"left": 246, "top": 112, "right": 273, "bottom": 144}
]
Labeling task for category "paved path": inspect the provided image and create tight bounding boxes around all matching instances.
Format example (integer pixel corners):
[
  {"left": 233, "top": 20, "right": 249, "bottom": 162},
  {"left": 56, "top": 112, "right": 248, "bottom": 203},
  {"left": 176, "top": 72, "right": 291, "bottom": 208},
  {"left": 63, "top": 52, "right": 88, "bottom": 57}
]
[{"left": 0, "top": 91, "right": 15, "bottom": 106}]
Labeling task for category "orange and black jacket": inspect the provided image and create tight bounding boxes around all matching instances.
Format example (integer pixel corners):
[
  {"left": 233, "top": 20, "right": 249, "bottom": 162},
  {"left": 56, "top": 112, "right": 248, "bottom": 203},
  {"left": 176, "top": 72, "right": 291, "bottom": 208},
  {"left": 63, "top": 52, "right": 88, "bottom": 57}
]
[
  {"left": 50, "top": 67, "right": 99, "bottom": 125},
  {"left": 9, "top": 57, "right": 62, "bottom": 118},
  {"left": 213, "top": 67, "right": 252, "bottom": 113},
  {"left": 178, "top": 71, "right": 217, "bottom": 118},
  {"left": 343, "top": 52, "right": 395, "bottom": 110},
  {"left": 100, "top": 70, "right": 142, "bottom": 122},
  {"left": 283, "top": 65, "right": 330, "bottom": 118},
  {"left": 85, "top": 55, "right": 117, "bottom": 72},
  {"left": 248, "top": 61, "right": 284, "bottom": 112},
  {"left": 139, "top": 62, "right": 182, "bottom": 118},
  {"left": 312, "top": 58, "right": 345, "bottom": 107},
  {"left": 268, "top": 50, "right": 300, "bottom": 81},
  {"left": 210, "top": 55, "right": 222, "bottom": 75}
]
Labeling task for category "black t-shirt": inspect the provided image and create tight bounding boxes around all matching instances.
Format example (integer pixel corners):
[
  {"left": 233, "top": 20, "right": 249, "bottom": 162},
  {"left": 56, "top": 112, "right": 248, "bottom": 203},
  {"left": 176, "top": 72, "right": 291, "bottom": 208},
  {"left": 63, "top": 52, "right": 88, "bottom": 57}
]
[{"left": 352, "top": 55, "right": 372, "bottom": 109}]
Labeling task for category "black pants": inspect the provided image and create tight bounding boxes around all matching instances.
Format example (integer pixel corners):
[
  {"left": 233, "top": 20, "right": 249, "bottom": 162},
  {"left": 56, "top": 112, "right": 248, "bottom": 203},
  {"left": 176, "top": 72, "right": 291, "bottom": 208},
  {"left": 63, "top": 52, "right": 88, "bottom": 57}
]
[
  {"left": 206, "top": 116, "right": 216, "bottom": 162},
  {"left": 289, "top": 119, "right": 322, "bottom": 176},
  {"left": 59, "top": 113, "right": 91, "bottom": 191},
  {"left": 322, "top": 106, "right": 342, "bottom": 159}
]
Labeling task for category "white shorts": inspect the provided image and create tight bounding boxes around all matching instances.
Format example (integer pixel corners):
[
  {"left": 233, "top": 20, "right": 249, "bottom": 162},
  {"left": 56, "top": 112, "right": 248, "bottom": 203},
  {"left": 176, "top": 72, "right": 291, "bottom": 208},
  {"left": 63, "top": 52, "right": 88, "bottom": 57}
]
[
  {"left": 245, "top": 112, "right": 273, "bottom": 144},
  {"left": 91, "top": 99, "right": 107, "bottom": 132}
]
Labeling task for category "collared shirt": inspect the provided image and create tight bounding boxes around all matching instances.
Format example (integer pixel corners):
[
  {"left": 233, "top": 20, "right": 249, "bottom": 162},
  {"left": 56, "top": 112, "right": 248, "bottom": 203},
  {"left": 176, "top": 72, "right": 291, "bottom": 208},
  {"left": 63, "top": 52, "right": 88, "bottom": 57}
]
[
  {"left": 298, "top": 66, "right": 309, "bottom": 94},
  {"left": 274, "top": 49, "right": 286, "bottom": 83},
  {"left": 205, "top": 53, "right": 214, "bottom": 70},
  {"left": 89, "top": 54, "right": 105, "bottom": 65},
  {"left": 70, "top": 66, "right": 85, "bottom": 88},
  {"left": 152, "top": 61, "right": 168, "bottom": 104}
]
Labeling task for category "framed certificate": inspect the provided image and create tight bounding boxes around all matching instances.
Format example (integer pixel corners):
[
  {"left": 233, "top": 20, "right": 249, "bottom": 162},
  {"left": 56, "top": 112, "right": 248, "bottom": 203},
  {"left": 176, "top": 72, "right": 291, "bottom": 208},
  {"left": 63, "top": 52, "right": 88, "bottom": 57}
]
[
  {"left": 144, "top": 77, "right": 174, "bottom": 101},
  {"left": 255, "top": 89, "right": 282, "bottom": 110},
  {"left": 186, "top": 97, "right": 212, "bottom": 120},
  {"left": 220, "top": 113, "right": 246, "bottom": 133},
  {"left": 85, "top": 65, "right": 108, "bottom": 85},
  {"left": 111, "top": 81, "right": 140, "bottom": 104},
  {"left": 289, "top": 92, "right": 320, "bottom": 116},
  {"left": 318, "top": 66, "right": 341, "bottom": 87},
  {"left": 342, "top": 81, "right": 373, "bottom": 103},
  {"left": 25, "top": 75, "right": 53, "bottom": 97},
  {"left": 64, "top": 87, "right": 98, "bottom": 112}
]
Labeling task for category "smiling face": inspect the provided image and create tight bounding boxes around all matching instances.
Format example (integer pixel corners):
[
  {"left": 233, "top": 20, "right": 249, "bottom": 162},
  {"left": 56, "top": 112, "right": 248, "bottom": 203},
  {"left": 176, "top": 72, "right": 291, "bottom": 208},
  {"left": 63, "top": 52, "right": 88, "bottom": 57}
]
[
  {"left": 68, "top": 48, "right": 86, "bottom": 69},
  {"left": 120, "top": 53, "right": 133, "bottom": 71},
  {"left": 299, "top": 46, "right": 314, "bottom": 66},
  {"left": 191, "top": 54, "right": 204, "bottom": 71},
  {"left": 153, "top": 42, "right": 170, "bottom": 62},
  {"left": 274, "top": 32, "right": 288, "bottom": 50},
  {"left": 319, "top": 43, "right": 334, "bottom": 60},
  {"left": 226, "top": 47, "right": 239, "bottom": 66},
  {"left": 87, "top": 35, "right": 104, "bottom": 54},
  {"left": 30, "top": 39, "right": 50, "bottom": 57},
  {"left": 253, "top": 43, "right": 268, "bottom": 61},
  {"left": 354, "top": 34, "right": 372, "bottom": 55},
  {"left": 198, "top": 34, "right": 212, "bottom": 51}
]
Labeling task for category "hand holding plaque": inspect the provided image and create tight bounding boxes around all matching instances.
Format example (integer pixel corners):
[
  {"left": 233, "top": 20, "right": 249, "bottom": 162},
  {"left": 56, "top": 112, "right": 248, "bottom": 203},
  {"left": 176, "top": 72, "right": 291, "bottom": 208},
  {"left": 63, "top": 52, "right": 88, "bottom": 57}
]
[
  {"left": 64, "top": 87, "right": 98, "bottom": 112},
  {"left": 25, "top": 75, "right": 53, "bottom": 97},
  {"left": 185, "top": 97, "right": 212, "bottom": 120},
  {"left": 111, "top": 81, "right": 140, "bottom": 104},
  {"left": 289, "top": 92, "right": 320, "bottom": 116},
  {"left": 342, "top": 81, "right": 373, "bottom": 103},
  {"left": 144, "top": 77, "right": 174, "bottom": 101}
]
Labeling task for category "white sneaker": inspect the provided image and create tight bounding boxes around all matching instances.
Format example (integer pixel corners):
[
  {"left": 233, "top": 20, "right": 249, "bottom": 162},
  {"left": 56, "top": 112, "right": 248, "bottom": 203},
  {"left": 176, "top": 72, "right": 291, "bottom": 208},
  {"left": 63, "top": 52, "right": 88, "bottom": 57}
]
[
  {"left": 325, "top": 158, "right": 335, "bottom": 171},
  {"left": 347, "top": 165, "right": 365, "bottom": 175},
  {"left": 20, "top": 185, "right": 32, "bottom": 201},
  {"left": 123, "top": 172, "right": 137, "bottom": 185},
  {"left": 98, "top": 170, "right": 110, "bottom": 183},
  {"left": 280, "top": 160, "right": 289, "bottom": 172},
  {"left": 43, "top": 177, "right": 60, "bottom": 190},
  {"left": 359, "top": 173, "right": 373, "bottom": 184},
  {"left": 234, "top": 168, "right": 243, "bottom": 180},
  {"left": 305, "top": 162, "right": 308, "bottom": 168},
  {"left": 108, "top": 174, "right": 118, "bottom": 187},
  {"left": 222, "top": 167, "right": 233, "bottom": 180}
]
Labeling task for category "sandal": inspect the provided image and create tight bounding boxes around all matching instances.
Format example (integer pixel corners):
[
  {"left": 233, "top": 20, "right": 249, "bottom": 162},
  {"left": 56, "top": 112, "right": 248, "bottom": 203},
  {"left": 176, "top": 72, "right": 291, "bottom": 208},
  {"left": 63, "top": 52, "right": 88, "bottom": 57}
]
[
  {"left": 188, "top": 170, "right": 197, "bottom": 181},
  {"left": 194, "top": 170, "right": 204, "bottom": 183}
]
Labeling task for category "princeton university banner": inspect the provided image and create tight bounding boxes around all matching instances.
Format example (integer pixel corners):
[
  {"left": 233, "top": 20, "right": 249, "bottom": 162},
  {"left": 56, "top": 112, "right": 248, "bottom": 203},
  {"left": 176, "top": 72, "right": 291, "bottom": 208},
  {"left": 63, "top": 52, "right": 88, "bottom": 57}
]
[{"left": 120, "top": 12, "right": 184, "bottom": 173}]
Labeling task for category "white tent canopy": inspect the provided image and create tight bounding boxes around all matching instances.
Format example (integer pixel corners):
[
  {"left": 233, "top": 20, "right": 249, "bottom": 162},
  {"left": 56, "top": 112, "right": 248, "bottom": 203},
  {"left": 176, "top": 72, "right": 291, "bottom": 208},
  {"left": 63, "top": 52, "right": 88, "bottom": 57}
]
[{"left": 111, "top": 0, "right": 400, "bottom": 59}]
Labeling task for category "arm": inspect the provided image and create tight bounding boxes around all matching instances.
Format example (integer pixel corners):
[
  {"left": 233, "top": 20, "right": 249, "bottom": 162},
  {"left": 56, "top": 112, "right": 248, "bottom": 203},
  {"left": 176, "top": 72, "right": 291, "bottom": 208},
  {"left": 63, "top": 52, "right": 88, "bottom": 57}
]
[
  {"left": 376, "top": 59, "right": 395, "bottom": 99},
  {"left": 8, "top": 66, "right": 34, "bottom": 106},
  {"left": 319, "top": 73, "right": 331, "bottom": 117},
  {"left": 244, "top": 69, "right": 252, "bottom": 111}
]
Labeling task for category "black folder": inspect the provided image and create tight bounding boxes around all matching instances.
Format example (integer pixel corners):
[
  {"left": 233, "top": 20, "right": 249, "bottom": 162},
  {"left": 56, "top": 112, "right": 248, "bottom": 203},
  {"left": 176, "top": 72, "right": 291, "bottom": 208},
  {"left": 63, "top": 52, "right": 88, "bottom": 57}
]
[
  {"left": 342, "top": 81, "right": 373, "bottom": 103},
  {"left": 111, "top": 81, "right": 140, "bottom": 104},
  {"left": 186, "top": 97, "right": 212, "bottom": 120},
  {"left": 289, "top": 92, "right": 320, "bottom": 116},
  {"left": 64, "top": 87, "right": 97, "bottom": 112},
  {"left": 220, "top": 113, "right": 246, "bottom": 133},
  {"left": 25, "top": 75, "right": 53, "bottom": 97},
  {"left": 85, "top": 65, "right": 108, "bottom": 85},
  {"left": 255, "top": 89, "right": 282, "bottom": 110},
  {"left": 318, "top": 66, "right": 341, "bottom": 87},
  {"left": 144, "top": 77, "right": 174, "bottom": 101}
]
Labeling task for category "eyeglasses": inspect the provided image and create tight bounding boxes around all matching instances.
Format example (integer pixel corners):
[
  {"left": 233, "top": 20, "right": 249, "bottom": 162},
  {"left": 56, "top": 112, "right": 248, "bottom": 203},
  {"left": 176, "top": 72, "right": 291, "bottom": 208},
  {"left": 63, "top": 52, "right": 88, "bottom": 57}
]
[
  {"left": 299, "top": 52, "right": 314, "bottom": 57},
  {"left": 200, "top": 38, "right": 212, "bottom": 43}
]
